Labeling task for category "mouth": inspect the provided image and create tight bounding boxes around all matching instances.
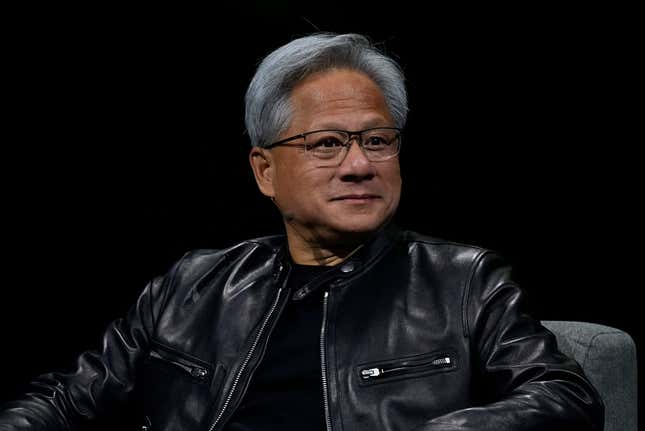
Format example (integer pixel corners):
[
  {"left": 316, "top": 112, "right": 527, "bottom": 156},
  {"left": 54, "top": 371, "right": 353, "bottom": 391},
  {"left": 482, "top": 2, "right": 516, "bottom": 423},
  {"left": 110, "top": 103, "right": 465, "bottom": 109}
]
[{"left": 331, "top": 194, "right": 381, "bottom": 202}]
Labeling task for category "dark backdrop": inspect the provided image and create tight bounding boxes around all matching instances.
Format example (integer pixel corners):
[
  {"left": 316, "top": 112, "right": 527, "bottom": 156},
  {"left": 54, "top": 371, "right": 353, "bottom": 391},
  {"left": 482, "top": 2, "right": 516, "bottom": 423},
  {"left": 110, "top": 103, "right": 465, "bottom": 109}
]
[{"left": 2, "top": 2, "right": 641, "bottom": 423}]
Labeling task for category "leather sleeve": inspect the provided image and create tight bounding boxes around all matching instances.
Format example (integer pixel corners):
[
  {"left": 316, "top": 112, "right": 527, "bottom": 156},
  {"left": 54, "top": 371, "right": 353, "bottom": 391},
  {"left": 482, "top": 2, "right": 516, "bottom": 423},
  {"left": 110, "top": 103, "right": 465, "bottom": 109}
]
[
  {"left": 415, "top": 251, "right": 604, "bottom": 431},
  {"left": 0, "top": 257, "right": 182, "bottom": 431}
]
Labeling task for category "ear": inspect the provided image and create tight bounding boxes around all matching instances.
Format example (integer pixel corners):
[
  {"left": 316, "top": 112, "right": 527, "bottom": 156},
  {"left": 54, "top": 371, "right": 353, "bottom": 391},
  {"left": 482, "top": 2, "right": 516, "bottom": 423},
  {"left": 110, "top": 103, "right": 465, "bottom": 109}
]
[{"left": 249, "top": 146, "right": 276, "bottom": 198}]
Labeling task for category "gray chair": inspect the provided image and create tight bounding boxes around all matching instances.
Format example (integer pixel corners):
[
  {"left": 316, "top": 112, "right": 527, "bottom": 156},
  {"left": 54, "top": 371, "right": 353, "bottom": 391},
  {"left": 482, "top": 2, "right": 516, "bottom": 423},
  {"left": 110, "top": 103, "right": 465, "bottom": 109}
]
[{"left": 542, "top": 321, "right": 638, "bottom": 431}]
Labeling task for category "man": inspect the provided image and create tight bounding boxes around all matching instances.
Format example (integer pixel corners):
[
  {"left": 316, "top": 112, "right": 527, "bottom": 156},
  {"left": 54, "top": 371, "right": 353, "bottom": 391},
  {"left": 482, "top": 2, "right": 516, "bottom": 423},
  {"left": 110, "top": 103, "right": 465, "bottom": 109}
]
[{"left": 1, "top": 33, "right": 603, "bottom": 430}]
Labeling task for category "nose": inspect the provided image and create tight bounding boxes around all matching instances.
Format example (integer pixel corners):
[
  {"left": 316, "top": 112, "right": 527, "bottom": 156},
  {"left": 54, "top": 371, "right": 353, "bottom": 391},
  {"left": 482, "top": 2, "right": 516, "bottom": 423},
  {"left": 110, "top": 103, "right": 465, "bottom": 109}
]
[{"left": 336, "top": 138, "right": 375, "bottom": 181}]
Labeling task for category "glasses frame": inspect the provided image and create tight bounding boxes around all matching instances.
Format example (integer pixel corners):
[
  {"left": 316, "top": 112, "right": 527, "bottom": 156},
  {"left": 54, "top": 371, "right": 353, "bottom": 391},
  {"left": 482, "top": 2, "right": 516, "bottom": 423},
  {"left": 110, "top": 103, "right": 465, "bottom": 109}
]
[{"left": 264, "top": 127, "right": 402, "bottom": 164}]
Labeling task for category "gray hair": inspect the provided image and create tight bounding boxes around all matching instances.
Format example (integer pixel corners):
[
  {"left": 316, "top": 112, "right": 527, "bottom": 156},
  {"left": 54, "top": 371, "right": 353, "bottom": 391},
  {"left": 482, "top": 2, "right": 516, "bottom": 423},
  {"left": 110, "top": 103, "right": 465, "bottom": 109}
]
[{"left": 245, "top": 33, "right": 408, "bottom": 148}]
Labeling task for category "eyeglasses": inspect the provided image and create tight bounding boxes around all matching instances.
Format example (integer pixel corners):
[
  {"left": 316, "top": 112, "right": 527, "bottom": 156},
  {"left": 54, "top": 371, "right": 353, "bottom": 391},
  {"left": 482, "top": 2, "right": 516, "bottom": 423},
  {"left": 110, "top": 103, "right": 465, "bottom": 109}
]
[{"left": 265, "top": 127, "right": 402, "bottom": 167}]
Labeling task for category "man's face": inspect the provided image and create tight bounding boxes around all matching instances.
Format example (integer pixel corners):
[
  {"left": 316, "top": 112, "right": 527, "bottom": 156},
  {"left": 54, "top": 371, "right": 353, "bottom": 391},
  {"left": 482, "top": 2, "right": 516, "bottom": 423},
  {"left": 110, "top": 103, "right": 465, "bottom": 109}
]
[{"left": 254, "top": 68, "right": 402, "bottom": 245}]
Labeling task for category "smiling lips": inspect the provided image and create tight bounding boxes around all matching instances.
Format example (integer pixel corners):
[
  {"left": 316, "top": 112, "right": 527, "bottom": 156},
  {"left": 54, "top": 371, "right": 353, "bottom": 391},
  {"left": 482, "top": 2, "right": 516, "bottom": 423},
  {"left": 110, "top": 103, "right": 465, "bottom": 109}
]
[{"left": 332, "top": 194, "right": 380, "bottom": 202}]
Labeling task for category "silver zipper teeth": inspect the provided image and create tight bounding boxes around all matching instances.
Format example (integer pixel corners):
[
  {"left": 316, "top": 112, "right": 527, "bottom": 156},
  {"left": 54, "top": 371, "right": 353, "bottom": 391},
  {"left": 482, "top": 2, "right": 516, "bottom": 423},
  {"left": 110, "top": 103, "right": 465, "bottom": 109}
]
[
  {"left": 361, "top": 355, "right": 453, "bottom": 380},
  {"left": 208, "top": 287, "right": 284, "bottom": 431},
  {"left": 320, "top": 290, "right": 332, "bottom": 431}
]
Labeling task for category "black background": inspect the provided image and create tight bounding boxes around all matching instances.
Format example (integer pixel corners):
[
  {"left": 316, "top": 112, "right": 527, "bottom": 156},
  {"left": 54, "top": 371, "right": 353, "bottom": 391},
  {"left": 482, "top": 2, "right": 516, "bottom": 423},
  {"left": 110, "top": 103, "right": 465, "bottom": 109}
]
[{"left": 2, "top": 2, "right": 641, "bottom": 423}]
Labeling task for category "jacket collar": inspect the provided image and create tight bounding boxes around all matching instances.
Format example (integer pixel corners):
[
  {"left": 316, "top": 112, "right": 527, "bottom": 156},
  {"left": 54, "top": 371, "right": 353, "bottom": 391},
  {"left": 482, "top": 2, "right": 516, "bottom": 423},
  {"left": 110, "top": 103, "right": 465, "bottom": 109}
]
[
  {"left": 271, "top": 222, "right": 401, "bottom": 299},
  {"left": 334, "top": 221, "right": 400, "bottom": 273}
]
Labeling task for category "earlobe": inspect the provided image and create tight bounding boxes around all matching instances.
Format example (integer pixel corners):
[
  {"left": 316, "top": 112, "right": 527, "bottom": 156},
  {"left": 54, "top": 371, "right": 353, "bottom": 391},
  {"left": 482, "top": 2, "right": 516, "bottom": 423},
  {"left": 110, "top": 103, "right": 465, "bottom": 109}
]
[{"left": 249, "top": 147, "right": 276, "bottom": 198}]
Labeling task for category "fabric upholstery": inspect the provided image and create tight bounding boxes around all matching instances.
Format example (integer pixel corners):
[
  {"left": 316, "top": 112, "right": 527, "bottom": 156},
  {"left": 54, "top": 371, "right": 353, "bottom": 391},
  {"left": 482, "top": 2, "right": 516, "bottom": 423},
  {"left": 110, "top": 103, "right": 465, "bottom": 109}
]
[{"left": 542, "top": 320, "right": 638, "bottom": 431}]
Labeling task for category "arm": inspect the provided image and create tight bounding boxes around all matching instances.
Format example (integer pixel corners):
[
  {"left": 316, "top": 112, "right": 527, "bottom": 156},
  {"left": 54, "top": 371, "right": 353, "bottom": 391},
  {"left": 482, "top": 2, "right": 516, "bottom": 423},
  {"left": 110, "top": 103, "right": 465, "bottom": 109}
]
[
  {"left": 0, "top": 262, "right": 177, "bottom": 430},
  {"left": 415, "top": 251, "right": 604, "bottom": 431}
]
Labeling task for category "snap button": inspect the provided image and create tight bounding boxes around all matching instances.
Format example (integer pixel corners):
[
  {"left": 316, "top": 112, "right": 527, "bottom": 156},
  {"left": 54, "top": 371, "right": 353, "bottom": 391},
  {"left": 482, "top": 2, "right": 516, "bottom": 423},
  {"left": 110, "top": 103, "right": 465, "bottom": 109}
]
[
  {"left": 294, "top": 288, "right": 309, "bottom": 300},
  {"left": 273, "top": 263, "right": 284, "bottom": 279},
  {"left": 141, "top": 415, "right": 152, "bottom": 430},
  {"left": 340, "top": 262, "right": 355, "bottom": 273}
]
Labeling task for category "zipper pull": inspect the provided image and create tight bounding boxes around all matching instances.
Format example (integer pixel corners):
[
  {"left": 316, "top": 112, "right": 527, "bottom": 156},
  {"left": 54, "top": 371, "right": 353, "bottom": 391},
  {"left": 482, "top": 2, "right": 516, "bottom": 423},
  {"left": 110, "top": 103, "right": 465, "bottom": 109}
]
[
  {"left": 432, "top": 357, "right": 451, "bottom": 365},
  {"left": 361, "top": 367, "right": 382, "bottom": 379},
  {"left": 191, "top": 366, "right": 209, "bottom": 379}
]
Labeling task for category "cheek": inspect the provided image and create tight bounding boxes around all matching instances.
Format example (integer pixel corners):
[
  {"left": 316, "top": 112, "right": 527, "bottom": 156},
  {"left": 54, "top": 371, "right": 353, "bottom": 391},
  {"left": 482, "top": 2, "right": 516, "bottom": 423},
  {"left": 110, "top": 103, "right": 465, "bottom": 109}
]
[
  {"left": 382, "top": 164, "right": 402, "bottom": 196},
  {"left": 274, "top": 164, "right": 326, "bottom": 207}
]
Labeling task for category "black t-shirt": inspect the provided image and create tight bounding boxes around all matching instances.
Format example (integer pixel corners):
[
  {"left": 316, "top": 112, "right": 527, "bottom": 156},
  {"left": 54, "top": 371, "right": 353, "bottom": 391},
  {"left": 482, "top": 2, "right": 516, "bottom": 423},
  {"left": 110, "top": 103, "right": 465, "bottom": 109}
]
[{"left": 224, "top": 262, "right": 331, "bottom": 430}]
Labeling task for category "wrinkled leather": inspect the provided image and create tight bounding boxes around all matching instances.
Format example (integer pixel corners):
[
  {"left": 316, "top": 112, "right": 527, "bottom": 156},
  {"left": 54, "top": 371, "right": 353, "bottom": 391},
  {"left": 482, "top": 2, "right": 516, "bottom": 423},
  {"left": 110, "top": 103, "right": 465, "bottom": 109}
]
[{"left": 0, "top": 225, "right": 604, "bottom": 430}]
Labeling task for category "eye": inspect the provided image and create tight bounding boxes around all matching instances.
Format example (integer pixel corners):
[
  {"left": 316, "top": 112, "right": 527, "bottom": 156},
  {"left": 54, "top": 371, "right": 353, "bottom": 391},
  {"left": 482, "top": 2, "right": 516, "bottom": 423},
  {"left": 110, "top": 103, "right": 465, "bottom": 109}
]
[
  {"left": 310, "top": 136, "right": 344, "bottom": 149},
  {"left": 363, "top": 135, "right": 389, "bottom": 149},
  {"left": 306, "top": 133, "right": 345, "bottom": 160}
]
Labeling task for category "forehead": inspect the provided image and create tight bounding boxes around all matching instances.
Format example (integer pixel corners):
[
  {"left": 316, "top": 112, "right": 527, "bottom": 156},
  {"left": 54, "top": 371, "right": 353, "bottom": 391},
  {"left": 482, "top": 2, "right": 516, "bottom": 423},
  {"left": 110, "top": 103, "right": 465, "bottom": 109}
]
[{"left": 287, "top": 69, "right": 393, "bottom": 130}]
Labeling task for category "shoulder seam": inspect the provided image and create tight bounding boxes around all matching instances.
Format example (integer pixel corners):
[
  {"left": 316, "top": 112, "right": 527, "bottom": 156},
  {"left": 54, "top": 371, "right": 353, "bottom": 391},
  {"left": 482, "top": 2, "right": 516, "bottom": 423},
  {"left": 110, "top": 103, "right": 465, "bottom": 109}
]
[
  {"left": 461, "top": 249, "right": 493, "bottom": 338},
  {"left": 244, "top": 236, "right": 283, "bottom": 252},
  {"left": 152, "top": 250, "right": 194, "bottom": 331},
  {"left": 401, "top": 234, "right": 488, "bottom": 252}
]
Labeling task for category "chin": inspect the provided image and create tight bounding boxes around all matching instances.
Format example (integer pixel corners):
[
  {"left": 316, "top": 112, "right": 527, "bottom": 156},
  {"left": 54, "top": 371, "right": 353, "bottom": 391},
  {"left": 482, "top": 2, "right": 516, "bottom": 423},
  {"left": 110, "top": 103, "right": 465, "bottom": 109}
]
[{"left": 325, "top": 215, "right": 388, "bottom": 237}]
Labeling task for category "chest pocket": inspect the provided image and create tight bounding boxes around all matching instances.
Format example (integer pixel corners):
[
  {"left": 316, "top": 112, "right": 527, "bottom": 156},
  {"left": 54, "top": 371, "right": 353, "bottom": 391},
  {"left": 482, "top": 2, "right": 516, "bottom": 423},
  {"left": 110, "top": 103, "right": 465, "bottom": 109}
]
[
  {"left": 146, "top": 343, "right": 214, "bottom": 384},
  {"left": 140, "top": 340, "right": 226, "bottom": 428},
  {"left": 356, "top": 349, "right": 457, "bottom": 387}
]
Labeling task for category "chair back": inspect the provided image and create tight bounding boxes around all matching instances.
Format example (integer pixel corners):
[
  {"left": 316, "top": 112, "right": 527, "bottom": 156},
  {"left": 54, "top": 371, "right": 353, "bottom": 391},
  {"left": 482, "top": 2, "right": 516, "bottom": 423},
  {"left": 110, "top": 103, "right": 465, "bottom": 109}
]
[{"left": 542, "top": 320, "right": 638, "bottom": 431}]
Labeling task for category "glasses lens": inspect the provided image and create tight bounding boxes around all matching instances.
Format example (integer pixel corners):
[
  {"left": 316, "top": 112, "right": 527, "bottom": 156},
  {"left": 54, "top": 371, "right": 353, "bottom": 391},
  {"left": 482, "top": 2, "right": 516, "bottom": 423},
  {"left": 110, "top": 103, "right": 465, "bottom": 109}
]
[
  {"left": 361, "top": 128, "right": 401, "bottom": 161},
  {"left": 305, "top": 131, "right": 348, "bottom": 161}
]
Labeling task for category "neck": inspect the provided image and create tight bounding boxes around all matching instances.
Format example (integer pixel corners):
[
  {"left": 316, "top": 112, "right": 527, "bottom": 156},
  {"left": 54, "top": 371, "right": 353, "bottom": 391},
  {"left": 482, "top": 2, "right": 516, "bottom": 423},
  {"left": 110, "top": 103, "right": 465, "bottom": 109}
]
[{"left": 285, "top": 225, "right": 369, "bottom": 266}]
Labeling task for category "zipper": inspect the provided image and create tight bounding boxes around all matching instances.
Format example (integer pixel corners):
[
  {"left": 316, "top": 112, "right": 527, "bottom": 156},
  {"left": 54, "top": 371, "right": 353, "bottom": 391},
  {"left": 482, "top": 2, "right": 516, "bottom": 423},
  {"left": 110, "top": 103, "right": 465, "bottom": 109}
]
[
  {"left": 140, "top": 415, "right": 152, "bottom": 430},
  {"left": 359, "top": 353, "right": 454, "bottom": 382},
  {"left": 208, "top": 286, "right": 286, "bottom": 431},
  {"left": 320, "top": 290, "right": 333, "bottom": 431},
  {"left": 148, "top": 350, "right": 209, "bottom": 381}
]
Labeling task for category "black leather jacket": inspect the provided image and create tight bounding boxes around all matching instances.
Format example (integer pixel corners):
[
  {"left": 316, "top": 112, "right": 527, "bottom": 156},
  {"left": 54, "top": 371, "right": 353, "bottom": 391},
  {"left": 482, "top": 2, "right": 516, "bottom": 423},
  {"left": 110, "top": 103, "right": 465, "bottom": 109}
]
[{"left": 0, "top": 225, "right": 604, "bottom": 430}]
